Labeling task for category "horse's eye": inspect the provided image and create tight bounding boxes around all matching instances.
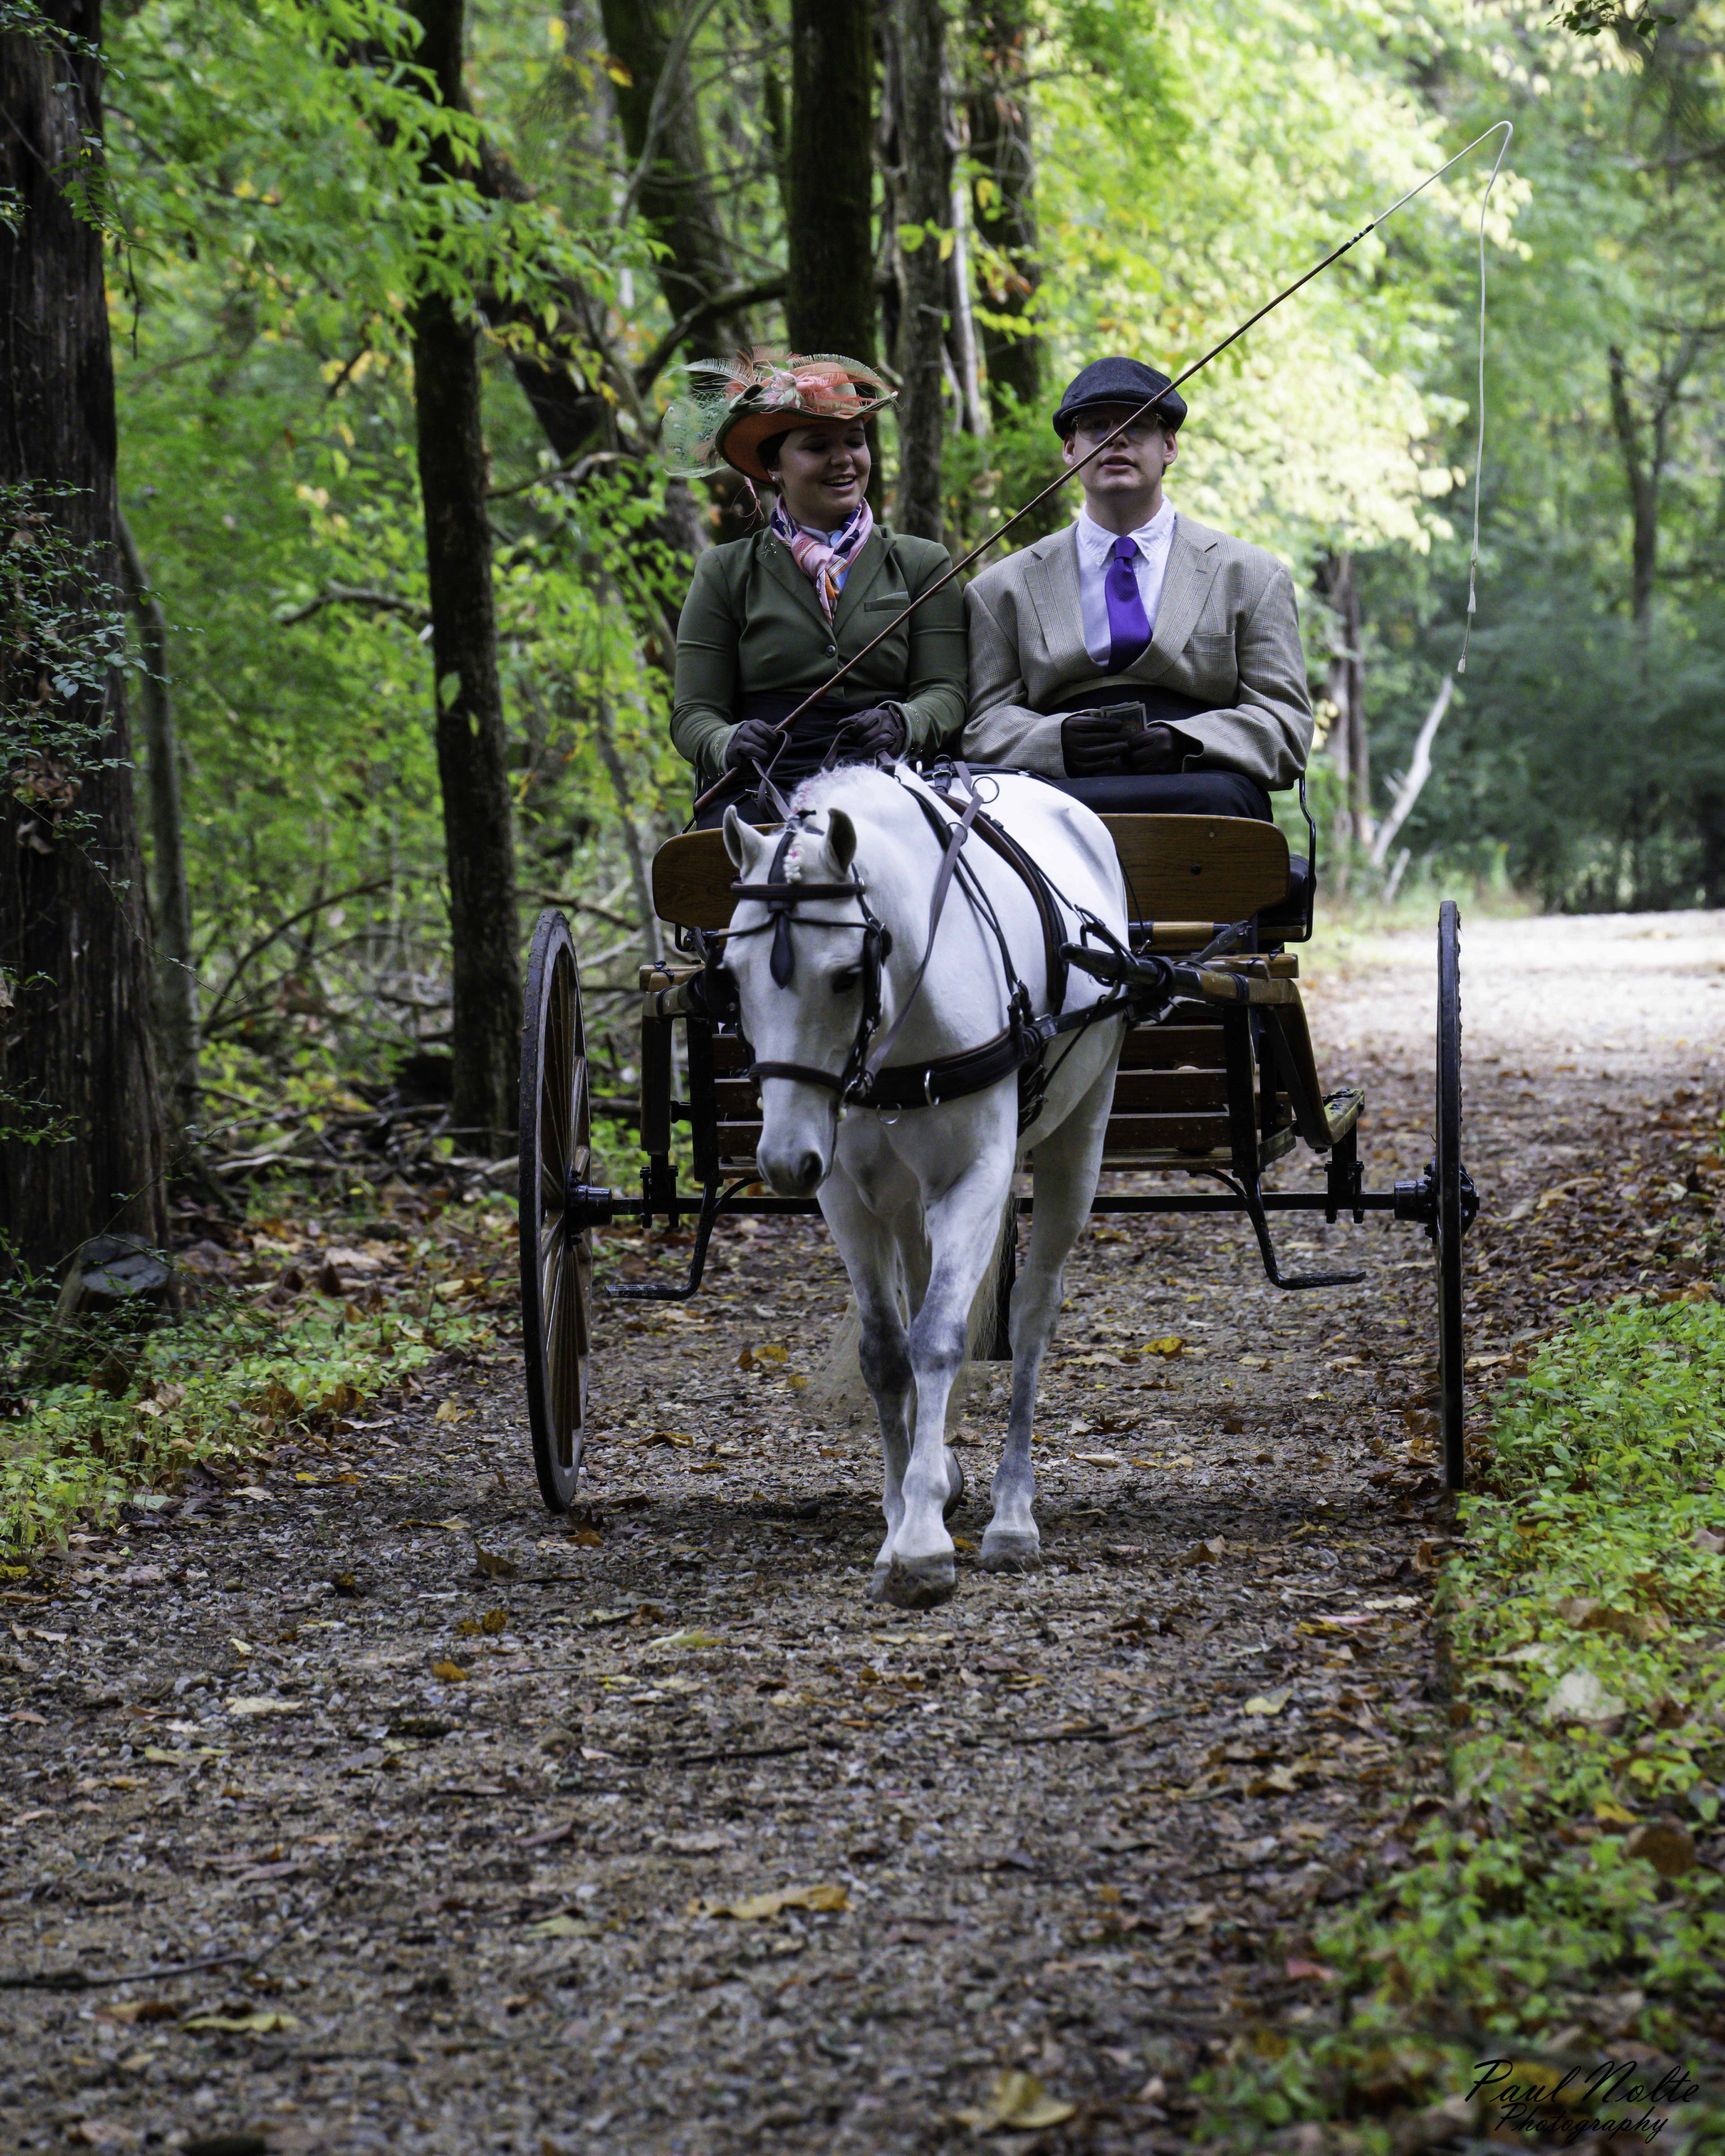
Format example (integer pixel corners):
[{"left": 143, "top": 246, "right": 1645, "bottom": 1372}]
[{"left": 831, "top": 966, "right": 862, "bottom": 996}]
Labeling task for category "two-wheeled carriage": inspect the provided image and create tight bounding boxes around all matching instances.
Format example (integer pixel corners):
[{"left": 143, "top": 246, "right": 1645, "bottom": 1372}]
[{"left": 517, "top": 776, "right": 1478, "bottom": 1530}]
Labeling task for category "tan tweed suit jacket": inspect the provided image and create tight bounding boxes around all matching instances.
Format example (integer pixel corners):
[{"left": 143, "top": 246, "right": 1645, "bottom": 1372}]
[{"left": 960, "top": 515, "right": 1314, "bottom": 792}]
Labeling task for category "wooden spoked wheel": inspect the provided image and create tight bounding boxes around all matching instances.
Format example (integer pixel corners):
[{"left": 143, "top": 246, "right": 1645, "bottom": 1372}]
[
  {"left": 1435, "top": 900, "right": 1466, "bottom": 1491},
  {"left": 519, "top": 909, "right": 593, "bottom": 1513}
]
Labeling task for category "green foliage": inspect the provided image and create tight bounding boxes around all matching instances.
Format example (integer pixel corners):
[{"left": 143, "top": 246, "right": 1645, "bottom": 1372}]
[
  {"left": 0, "top": 1201, "right": 498, "bottom": 1552},
  {"left": 1204, "top": 1292, "right": 1725, "bottom": 2142}
]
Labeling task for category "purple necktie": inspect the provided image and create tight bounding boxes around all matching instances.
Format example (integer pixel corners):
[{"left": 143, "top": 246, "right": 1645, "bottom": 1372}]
[{"left": 1105, "top": 533, "right": 1151, "bottom": 672}]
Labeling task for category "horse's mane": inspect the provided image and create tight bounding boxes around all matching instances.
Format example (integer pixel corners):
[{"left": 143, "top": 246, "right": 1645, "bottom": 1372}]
[{"left": 787, "top": 764, "right": 908, "bottom": 821}]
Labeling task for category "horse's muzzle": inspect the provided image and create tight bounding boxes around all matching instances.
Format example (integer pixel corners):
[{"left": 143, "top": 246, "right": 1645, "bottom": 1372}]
[{"left": 759, "top": 1141, "right": 828, "bottom": 1198}]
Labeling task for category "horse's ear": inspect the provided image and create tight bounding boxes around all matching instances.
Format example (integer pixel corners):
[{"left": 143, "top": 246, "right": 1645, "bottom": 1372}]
[
  {"left": 722, "top": 806, "right": 755, "bottom": 871},
  {"left": 827, "top": 810, "right": 857, "bottom": 873}
]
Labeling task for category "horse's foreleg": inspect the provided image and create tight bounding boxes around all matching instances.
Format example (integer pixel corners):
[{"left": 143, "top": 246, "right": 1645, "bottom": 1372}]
[
  {"left": 879, "top": 1159, "right": 1011, "bottom": 1610},
  {"left": 984, "top": 1061, "right": 1115, "bottom": 1573},
  {"left": 818, "top": 1178, "right": 915, "bottom": 1572}
]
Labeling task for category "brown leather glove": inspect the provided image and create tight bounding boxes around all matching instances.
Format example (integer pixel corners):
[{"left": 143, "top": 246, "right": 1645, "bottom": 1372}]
[
  {"left": 724, "top": 717, "right": 783, "bottom": 773},
  {"left": 1123, "top": 722, "right": 1193, "bottom": 775},
  {"left": 833, "top": 705, "right": 906, "bottom": 763},
  {"left": 1061, "top": 705, "right": 1144, "bottom": 776}
]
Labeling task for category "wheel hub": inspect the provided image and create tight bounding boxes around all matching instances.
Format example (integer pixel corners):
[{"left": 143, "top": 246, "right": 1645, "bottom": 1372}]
[
  {"left": 564, "top": 1178, "right": 615, "bottom": 1233},
  {"left": 1393, "top": 1160, "right": 1479, "bottom": 1236}
]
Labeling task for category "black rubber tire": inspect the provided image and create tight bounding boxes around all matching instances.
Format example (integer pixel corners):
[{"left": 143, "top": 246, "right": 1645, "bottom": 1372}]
[
  {"left": 519, "top": 910, "right": 593, "bottom": 1513},
  {"left": 1436, "top": 900, "right": 1466, "bottom": 1490}
]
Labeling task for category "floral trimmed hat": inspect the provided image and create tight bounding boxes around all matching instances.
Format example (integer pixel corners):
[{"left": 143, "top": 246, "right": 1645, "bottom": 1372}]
[{"left": 664, "top": 349, "right": 894, "bottom": 483}]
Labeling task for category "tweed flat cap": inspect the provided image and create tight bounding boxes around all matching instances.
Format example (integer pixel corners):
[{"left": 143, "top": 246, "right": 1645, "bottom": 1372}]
[{"left": 1052, "top": 356, "right": 1186, "bottom": 437}]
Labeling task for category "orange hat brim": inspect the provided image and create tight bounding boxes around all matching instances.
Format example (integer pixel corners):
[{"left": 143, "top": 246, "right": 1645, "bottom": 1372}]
[{"left": 718, "top": 402, "right": 891, "bottom": 485}]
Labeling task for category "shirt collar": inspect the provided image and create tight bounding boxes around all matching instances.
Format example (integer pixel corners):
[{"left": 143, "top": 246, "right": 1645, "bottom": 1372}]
[{"left": 1077, "top": 498, "right": 1175, "bottom": 563}]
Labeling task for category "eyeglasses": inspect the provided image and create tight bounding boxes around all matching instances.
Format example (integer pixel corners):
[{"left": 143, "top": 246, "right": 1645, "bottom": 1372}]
[{"left": 1071, "top": 415, "right": 1166, "bottom": 446}]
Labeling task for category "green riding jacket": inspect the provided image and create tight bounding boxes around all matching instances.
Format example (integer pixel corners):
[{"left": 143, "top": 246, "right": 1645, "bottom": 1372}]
[{"left": 671, "top": 524, "right": 968, "bottom": 788}]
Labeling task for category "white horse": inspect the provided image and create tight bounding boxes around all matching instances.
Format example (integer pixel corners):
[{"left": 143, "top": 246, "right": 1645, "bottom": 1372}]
[{"left": 721, "top": 764, "right": 1131, "bottom": 1609}]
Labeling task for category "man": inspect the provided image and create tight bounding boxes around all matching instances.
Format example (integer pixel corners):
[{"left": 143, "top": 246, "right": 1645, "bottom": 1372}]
[{"left": 961, "top": 356, "right": 1313, "bottom": 817}]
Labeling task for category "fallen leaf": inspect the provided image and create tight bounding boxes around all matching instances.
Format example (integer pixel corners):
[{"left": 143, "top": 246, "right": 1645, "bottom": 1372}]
[
  {"left": 1285, "top": 1956, "right": 1337, "bottom": 1983},
  {"left": 752, "top": 1343, "right": 789, "bottom": 1366},
  {"left": 1184, "top": 1538, "right": 1226, "bottom": 1565},
  {"left": 475, "top": 1546, "right": 519, "bottom": 1579},
  {"left": 402, "top": 1516, "right": 471, "bottom": 1532},
  {"left": 96, "top": 1998, "right": 180, "bottom": 2026},
  {"left": 1624, "top": 1817, "right": 1696, "bottom": 1878},
  {"left": 232, "top": 1486, "right": 272, "bottom": 1503},
  {"left": 433, "top": 1399, "right": 468, "bottom": 1424},
  {"left": 456, "top": 1609, "right": 509, "bottom": 1638},
  {"left": 1144, "top": 1336, "right": 1184, "bottom": 1358},
  {"left": 954, "top": 2070, "right": 1077, "bottom": 2132},
  {"left": 1593, "top": 1799, "right": 1638, "bottom": 1826},
  {"left": 952, "top": 1534, "right": 978, "bottom": 1553},
  {"left": 525, "top": 1913, "right": 586, "bottom": 1938},
  {"left": 432, "top": 1661, "right": 469, "bottom": 1682},
  {"left": 638, "top": 1430, "right": 695, "bottom": 1449},
  {"left": 1073, "top": 1451, "right": 1124, "bottom": 1468},
  {"left": 691, "top": 1882, "right": 847, "bottom": 1920},
  {"left": 226, "top": 1696, "right": 305, "bottom": 1717},
  {"left": 652, "top": 1628, "right": 721, "bottom": 1650},
  {"left": 1542, "top": 1669, "right": 1626, "bottom": 1724},
  {"left": 1693, "top": 1525, "right": 1725, "bottom": 1555},
  {"left": 1243, "top": 1689, "right": 1292, "bottom": 1717},
  {"left": 181, "top": 2008, "right": 299, "bottom": 2034}
]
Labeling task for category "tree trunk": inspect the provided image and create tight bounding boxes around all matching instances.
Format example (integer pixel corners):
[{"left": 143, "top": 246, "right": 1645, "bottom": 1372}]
[
  {"left": 786, "top": 0, "right": 877, "bottom": 359},
  {"left": 1607, "top": 344, "right": 1659, "bottom": 639},
  {"left": 115, "top": 511, "right": 199, "bottom": 1134},
  {"left": 967, "top": 0, "right": 1041, "bottom": 424},
  {"left": 947, "top": 129, "right": 988, "bottom": 438},
  {"left": 410, "top": 0, "right": 521, "bottom": 1151},
  {"left": 599, "top": 0, "right": 752, "bottom": 356},
  {"left": 893, "top": 0, "right": 948, "bottom": 542},
  {"left": 1316, "top": 552, "right": 1370, "bottom": 851},
  {"left": 0, "top": 1, "right": 168, "bottom": 1281}
]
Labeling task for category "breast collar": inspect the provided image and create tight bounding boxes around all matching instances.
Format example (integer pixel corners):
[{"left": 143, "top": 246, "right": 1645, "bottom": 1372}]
[{"left": 709, "top": 766, "right": 1125, "bottom": 1123}]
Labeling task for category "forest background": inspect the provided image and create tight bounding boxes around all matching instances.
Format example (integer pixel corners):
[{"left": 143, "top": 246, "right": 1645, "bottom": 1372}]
[{"left": 3, "top": 0, "right": 1724, "bottom": 1279}]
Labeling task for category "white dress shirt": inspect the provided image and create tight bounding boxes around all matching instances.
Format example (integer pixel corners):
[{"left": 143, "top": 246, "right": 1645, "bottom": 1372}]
[{"left": 1075, "top": 500, "right": 1177, "bottom": 666}]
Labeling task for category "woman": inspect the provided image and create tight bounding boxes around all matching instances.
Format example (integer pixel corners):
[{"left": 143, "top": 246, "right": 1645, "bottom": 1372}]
[{"left": 667, "top": 352, "right": 967, "bottom": 825}]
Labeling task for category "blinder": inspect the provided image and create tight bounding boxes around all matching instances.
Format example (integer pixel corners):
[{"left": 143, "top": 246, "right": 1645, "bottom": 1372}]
[{"left": 718, "top": 808, "right": 897, "bottom": 1100}]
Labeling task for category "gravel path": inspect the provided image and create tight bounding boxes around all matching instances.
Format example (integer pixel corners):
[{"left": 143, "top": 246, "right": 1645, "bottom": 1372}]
[{"left": 2, "top": 907, "right": 1721, "bottom": 2156}]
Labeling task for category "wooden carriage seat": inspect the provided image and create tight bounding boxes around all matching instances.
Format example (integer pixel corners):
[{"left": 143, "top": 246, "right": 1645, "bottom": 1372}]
[
  {"left": 1100, "top": 815, "right": 1289, "bottom": 939},
  {"left": 648, "top": 813, "right": 1312, "bottom": 1175},
  {"left": 652, "top": 813, "right": 1301, "bottom": 938}
]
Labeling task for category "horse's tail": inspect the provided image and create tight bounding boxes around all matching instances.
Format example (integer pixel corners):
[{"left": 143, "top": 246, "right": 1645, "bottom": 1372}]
[
  {"left": 809, "top": 1189, "right": 1016, "bottom": 1429},
  {"left": 963, "top": 1187, "right": 1017, "bottom": 1375}
]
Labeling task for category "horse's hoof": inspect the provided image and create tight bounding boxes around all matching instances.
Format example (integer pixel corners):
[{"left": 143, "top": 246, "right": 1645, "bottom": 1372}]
[
  {"left": 869, "top": 1554, "right": 956, "bottom": 1610},
  {"left": 941, "top": 1446, "right": 966, "bottom": 1521},
  {"left": 981, "top": 1529, "right": 1041, "bottom": 1574}
]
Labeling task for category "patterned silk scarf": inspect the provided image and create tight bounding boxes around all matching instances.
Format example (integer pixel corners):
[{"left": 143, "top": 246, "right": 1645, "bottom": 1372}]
[{"left": 770, "top": 496, "right": 874, "bottom": 622}]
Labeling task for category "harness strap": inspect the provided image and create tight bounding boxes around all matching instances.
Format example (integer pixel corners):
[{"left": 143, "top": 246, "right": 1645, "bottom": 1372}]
[{"left": 853, "top": 778, "right": 989, "bottom": 1089}]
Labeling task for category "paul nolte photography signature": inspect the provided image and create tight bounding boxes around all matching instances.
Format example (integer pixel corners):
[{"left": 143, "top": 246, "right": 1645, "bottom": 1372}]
[{"left": 1470, "top": 2057, "right": 1704, "bottom": 2144}]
